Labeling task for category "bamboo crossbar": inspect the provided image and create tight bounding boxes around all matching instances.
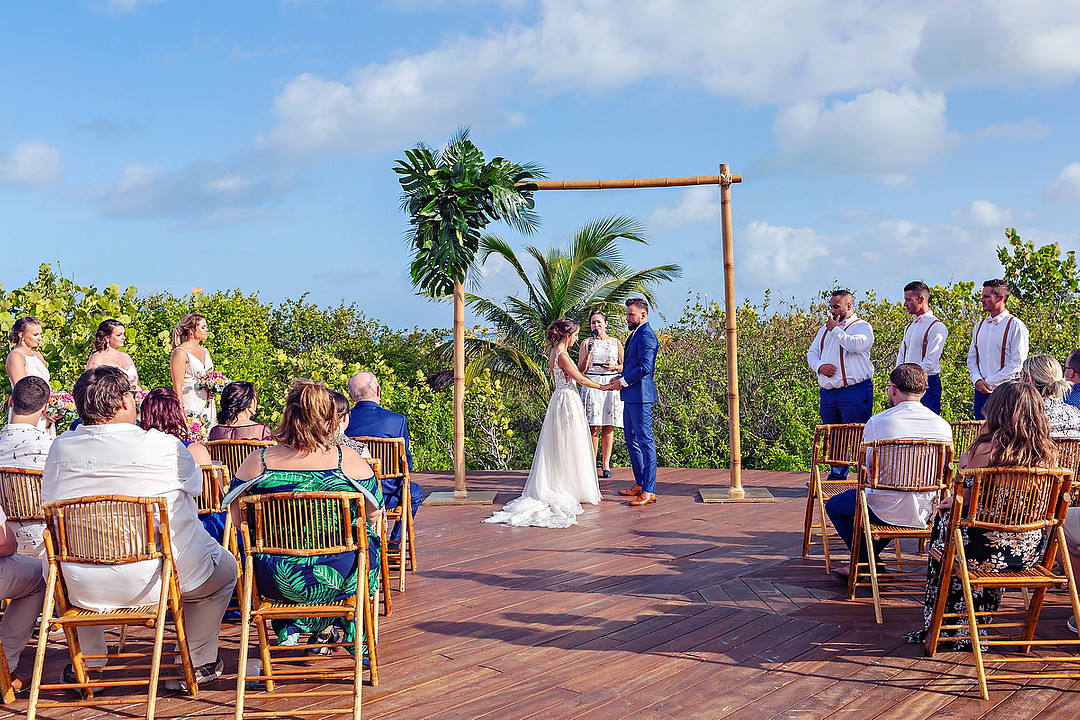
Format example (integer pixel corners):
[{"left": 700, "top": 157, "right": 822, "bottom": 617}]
[{"left": 519, "top": 174, "right": 742, "bottom": 191}]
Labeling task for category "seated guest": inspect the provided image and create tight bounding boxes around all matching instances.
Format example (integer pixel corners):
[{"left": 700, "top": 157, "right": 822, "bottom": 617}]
[
  {"left": 0, "top": 375, "right": 53, "bottom": 556},
  {"left": 331, "top": 391, "right": 370, "bottom": 459},
  {"left": 208, "top": 382, "right": 273, "bottom": 441},
  {"left": 42, "top": 367, "right": 236, "bottom": 690},
  {"left": 228, "top": 380, "right": 383, "bottom": 652},
  {"left": 905, "top": 381, "right": 1056, "bottom": 647},
  {"left": 1064, "top": 350, "right": 1080, "bottom": 411},
  {"left": 140, "top": 387, "right": 213, "bottom": 465},
  {"left": 1021, "top": 354, "right": 1080, "bottom": 437},
  {"left": 345, "top": 372, "right": 423, "bottom": 548},
  {"left": 0, "top": 504, "right": 48, "bottom": 693},
  {"left": 826, "top": 364, "right": 952, "bottom": 582}
]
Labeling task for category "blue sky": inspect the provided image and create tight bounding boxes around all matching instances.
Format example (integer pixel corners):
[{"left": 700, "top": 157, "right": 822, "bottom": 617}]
[{"left": 3, "top": 0, "right": 1080, "bottom": 328}]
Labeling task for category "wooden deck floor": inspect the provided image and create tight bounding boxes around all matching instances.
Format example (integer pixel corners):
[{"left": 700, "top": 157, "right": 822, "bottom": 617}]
[{"left": 9, "top": 466, "right": 1080, "bottom": 719}]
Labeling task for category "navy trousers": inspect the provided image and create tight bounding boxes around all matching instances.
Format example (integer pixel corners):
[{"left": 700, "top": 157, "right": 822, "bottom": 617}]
[
  {"left": 825, "top": 488, "right": 889, "bottom": 563},
  {"left": 819, "top": 378, "right": 874, "bottom": 481},
  {"left": 382, "top": 477, "right": 423, "bottom": 544},
  {"left": 921, "top": 374, "right": 942, "bottom": 415},
  {"left": 973, "top": 389, "right": 990, "bottom": 420},
  {"left": 623, "top": 402, "right": 657, "bottom": 494}
]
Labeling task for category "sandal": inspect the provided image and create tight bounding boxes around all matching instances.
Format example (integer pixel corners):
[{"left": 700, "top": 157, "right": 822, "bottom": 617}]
[{"left": 306, "top": 626, "right": 343, "bottom": 656}]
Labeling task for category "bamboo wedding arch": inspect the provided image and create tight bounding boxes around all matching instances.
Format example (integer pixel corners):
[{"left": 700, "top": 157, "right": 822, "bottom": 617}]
[{"left": 523, "top": 164, "right": 771, "bottom": 501}]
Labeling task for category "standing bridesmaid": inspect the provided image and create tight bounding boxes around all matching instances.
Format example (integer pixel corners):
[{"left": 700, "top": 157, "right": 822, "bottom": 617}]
[
  {"left": 169, "top": 312, "right": 216, "bottom": 426},
  {"left": 86, "top": 319, "right": 142, "bottom": 390},
  {"left": 6, "top": 316, "right": 51, "bottom": 430}
]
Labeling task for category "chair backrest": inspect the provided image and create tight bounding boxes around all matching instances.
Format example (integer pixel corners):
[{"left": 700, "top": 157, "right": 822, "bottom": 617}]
[
  {"left": 956, "top": 467, "right": 1072, "bottom": 533},
  {"left": 365, "top": 458, "right": 382, "bottom": 478},
  {"left": 239, "top": 491, "right": 365, "bottom": 558},
  {"left": 204, "top": 439, "right": 275, "bottom": 477},
  {"left": 1053, "top": 436, "right": 1080, "bottom": 480},
  {"left": 197, "top": 464, "right": 231, "bottom": 515},
  {"left": 351, "top": 437, "right": 407, "bottom": 479},
  {"left": 0, "top": 466, "right": 44, "bottom": 521},
  {"left": 813, "top": 424, "right": 865, "bottom": 468},
  {"left": 950, "top": 420, "right": 984, "bottom": 456},
  {"left": 862, "top": 439, "right": 953, "bottom": 492},
  {"left": 42, "top": 495, "right": 170, "bottom": 565}
]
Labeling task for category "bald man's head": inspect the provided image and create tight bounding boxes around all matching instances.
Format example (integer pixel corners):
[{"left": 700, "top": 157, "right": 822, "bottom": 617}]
[{"left": 347, "top": 372, "right": 380, "bottom": 403}]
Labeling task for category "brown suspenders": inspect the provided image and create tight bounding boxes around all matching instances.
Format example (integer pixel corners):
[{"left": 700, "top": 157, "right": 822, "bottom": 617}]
[
  {"left": 973, "top": 316, "right": 1014, "bottom": 372},
  {"left": 903, "top": 317, "right": 943, "bottom": 360},
  {"left": 819, "top": 319, "right": 867, "bottom": 388}
]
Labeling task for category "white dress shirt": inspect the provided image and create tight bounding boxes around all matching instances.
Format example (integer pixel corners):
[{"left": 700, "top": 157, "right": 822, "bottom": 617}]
[
  {"left": 896, "top": 311, "right": 948, "bottom": 376},
  {"left": 862, "top": 401, "right": 953, "bottom": 527},
  {"left": 0, "top": 423, "right": 53, "bottom": 556},
  {"left": 966, "top": 310, "right": 1029, "bottom": 387},
  {"left": 806, "top": 315, "right": 875, "bottom": 390},
  {"left": 42, "top": 423, "right": 221, "bottom": 612}
]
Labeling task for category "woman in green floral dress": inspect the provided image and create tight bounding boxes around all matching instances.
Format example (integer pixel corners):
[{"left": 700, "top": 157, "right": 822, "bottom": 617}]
[{"left": 229, "top": 379, "right": 384, "bottom": 651}]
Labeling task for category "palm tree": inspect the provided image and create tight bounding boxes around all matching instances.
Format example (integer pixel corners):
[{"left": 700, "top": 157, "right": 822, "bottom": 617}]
[
  {"left": 461, "top": 215, "right": 682, "bottom": 394},
  {"left": 394, "top": 128, "right": 544, "bottom": 497}
]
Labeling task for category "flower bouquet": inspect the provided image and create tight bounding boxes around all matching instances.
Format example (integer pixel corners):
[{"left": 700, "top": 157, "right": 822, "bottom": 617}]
[
  {"left": 186, "top": 411, "right": 209, "bottom": 442},
  {"left": 134, "top": 390, "right": 150, "bottom": 414},
  {"left": 45, "top": 392, "right": 78, "bottom": 429},
  {"left": 195, "top": 371, "right": 229, "bottom": 408}
]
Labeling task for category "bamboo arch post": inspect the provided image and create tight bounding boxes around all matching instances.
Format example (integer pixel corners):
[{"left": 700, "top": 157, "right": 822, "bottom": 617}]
[{"left": 520, "top": 169, "right": 773, "bottom": 503}]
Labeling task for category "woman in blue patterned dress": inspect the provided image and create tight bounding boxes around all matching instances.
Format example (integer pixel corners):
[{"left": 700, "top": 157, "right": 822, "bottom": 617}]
[{"left": 229, "top": 379, "right": 384, "bottom": 651}]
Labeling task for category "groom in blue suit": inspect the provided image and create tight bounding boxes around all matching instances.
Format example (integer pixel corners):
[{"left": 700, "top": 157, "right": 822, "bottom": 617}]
[{"left": 603, "top": 298, "right": 659, "bottom": 506}]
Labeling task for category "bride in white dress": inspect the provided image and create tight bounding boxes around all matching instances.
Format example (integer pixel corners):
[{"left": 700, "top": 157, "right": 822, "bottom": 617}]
[{"left": 486, "top": 318, "right": 605, "bottom": 528}]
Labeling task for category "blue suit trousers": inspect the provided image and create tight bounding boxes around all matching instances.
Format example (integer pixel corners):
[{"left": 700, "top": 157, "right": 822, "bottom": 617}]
[{"left": 623, "top": 402, "right": 657, "bottom": 494}]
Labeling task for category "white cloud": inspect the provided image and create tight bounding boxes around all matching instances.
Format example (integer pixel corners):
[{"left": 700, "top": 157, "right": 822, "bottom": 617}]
[
  {"left": 0, "top": 141, "right": 61, "bottom": 188},
  {"left": 100, "top": 161, "right": 293, "bottom": 221},
  {"left": 972, "top": 118, "right": 1049, "bottom": 142},
  {"left": 767, "top": 88, "right": 961, "bottom": 183},
  {"left": 741, "top": 221, "right": 829, "bottom": 286},
  {"left": 1045, "top": 163, "right": 1080, "bottom": 203},
  {"left": 951, "top": 200, "right": 1031, "bottom": 228},
  {"left": 96, "top": 0, "right": 165, "bottom": 15},
  {"left": 647, "top": 187, "right": 719, "bottom": 231}
]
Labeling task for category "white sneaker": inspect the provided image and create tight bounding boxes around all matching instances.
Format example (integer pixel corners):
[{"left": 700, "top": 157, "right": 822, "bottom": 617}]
[{"left": 165, "top": 656, "right": 223, "bottom": 692}]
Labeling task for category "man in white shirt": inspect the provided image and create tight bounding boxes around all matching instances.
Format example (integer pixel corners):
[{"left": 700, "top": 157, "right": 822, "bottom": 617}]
[
  {"left": 42, "top": 366, "right": 236, "bottom": 690},
  {"left": 0, "top": 375, "right": 53, "bottom": 556},
  {"left": 806, "top": 289, "right": 875, "bottom": 481},
  {"left": 826, "top": 364, "right": 953, "bottom": 580},
  {"left": 896, "top": 281, "right": 948, "bottom": 415},
  {"left": 967, "top": 279, "right": 1029, "bottom": 420}
]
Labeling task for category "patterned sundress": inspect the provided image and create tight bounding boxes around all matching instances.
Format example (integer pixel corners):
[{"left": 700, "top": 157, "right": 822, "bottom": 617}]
[{"left": 230, "top": 446, "right": 383, "bottom": 647}]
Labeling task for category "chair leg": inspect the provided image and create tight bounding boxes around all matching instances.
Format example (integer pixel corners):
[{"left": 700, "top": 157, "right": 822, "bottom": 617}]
[
  {"left": 0, "top": 635, "right": 14, "bottom": 705},
  {"left": 379, "top": 519, "right": 391, "bottom": 616},
  {"left": 256, "top": 617, "right": 275, "bottom": 694},
  {"left": 27, "top": 568, "right": 59, "bottom": 720},
  {"left": 405, "top": 500, "right": 417, "bottom": 573},
  {"left": 235, "top": 565, "right": 255, "bottom": 720},
  {"left": 817, "top": 487, "right": 834, "bottom": 573},
  {"left": 352, "top": 604, "right": 363, "bottom": 720},
  {"left": 925, "top": 531, "right": 960, "bottom": 659},
  {"left": 802, "top": 468, "right": 819, "bottom": 557},
  {"left": 954, "top": 540, "right": 989, "bottom": 700}
]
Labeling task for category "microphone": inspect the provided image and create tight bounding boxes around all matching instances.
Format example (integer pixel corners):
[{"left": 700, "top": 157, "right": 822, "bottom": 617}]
[{"left": 591, "top": 329, "right": 599, "bottom": 339}]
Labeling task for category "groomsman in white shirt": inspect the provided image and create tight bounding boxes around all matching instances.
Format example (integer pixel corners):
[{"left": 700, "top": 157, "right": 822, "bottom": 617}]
[
  {"left": 807, "top": 289, "right": 875, "bottom": 481},
  {"left": 896, "top": 281, "right": 948, "bottom": 414},
  {"left": 967, "top": 279, "right": 1029, "bottom": 420}
]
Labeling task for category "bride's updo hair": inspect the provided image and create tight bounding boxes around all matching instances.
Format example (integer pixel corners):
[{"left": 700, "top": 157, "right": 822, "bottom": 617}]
[
  {"left": 545, "top": 317, "right": 580, "bottom": 348},
  {"left": 171, "top": 313, "right": 206, "bottom": 349},
  {"left": 93, "top": 319, "right": 125, "bottom": 352}
]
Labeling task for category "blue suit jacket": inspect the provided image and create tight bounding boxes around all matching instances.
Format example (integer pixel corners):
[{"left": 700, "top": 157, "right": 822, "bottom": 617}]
[
  {"left": 620, "top": 321, "right": 659, "bottom": 404},
  {"left": 345, "top": 401, "right": 413, "bottom": 472}
]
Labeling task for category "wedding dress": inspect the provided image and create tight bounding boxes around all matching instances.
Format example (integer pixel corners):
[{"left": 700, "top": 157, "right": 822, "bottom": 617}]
[{"left": 485, "top": 351, "right": 602, "bottom": 528}]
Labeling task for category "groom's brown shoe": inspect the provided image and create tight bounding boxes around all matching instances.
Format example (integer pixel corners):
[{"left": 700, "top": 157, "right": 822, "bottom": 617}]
[
  {"left": 629, "top": 492, "right": 657, "bottom": 506},
  {"left": 618, "top": 484, "right": 642, "bottom": 496}
]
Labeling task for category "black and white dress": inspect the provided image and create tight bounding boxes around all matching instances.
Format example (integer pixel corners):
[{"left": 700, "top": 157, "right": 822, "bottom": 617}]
[{"left": 580, "top": 337, "right": 623, "bottom": 428}]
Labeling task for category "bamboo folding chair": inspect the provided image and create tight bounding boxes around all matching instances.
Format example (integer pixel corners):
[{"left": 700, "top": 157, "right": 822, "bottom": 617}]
[
  {"left": 1054, "top": 437, "right": 1080, "bottom": 502},
  {"left": 28, "top": 496, "right": 198, "bottom": 720},
  {"left": 846, "top": 440, "right": 953, "bottom": 624},
  {"left": 199, "top": 464, "right": 244, "bottom": 605},
  {"left": 0, "top": 468, "right": 44, "bottom": 702},
  {"left": 351, "top": 436, "right": 415, "bottom": 591},
  {"left": 204, "top": 440, "right": 276, "bottom": 479},
  {"left": 924, "top": 467, "right": 1080, "bottom": 700},
  {"left": 362, "top": 458, "right": 391, "bottom": 617},
  {"left": 802, "top": 423, "right": 865, "bottom": 573},
  {"left": 950, "top": 420, "right": 984, "bottom": 463},
  {"left": 235, "top": 491, "right": 378, "bottom": 720}
]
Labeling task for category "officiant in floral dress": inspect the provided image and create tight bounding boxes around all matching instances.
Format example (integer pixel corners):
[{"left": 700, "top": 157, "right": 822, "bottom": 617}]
[{"left": 578, "top": 310, "right": 624, "bottom": 478}]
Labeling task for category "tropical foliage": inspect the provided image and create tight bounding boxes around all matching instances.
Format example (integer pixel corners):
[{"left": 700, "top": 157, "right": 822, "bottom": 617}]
[{"left": 460, "top": 215, "right": 683, "bottom": 393}]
